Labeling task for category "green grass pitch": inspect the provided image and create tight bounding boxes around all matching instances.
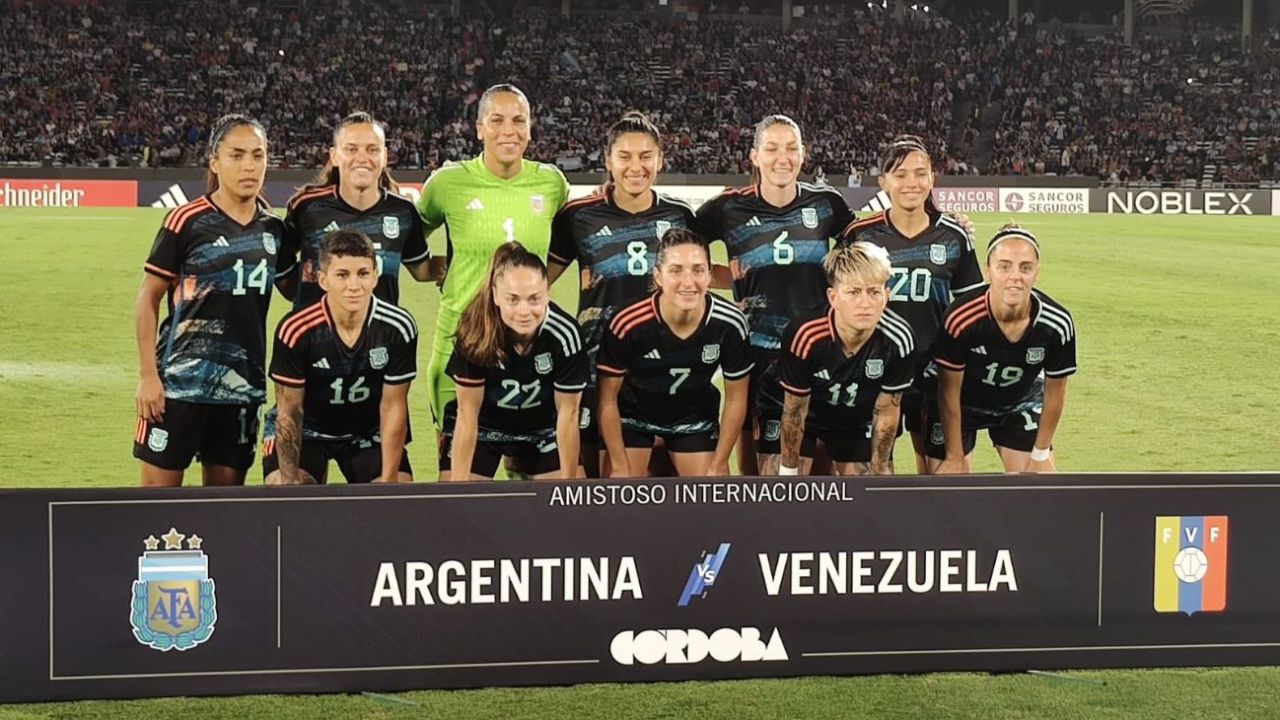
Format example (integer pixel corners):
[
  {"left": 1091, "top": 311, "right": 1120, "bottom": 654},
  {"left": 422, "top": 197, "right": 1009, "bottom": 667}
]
[{"left": 0, "top": 208, "right": 1277, "bottom": 717}]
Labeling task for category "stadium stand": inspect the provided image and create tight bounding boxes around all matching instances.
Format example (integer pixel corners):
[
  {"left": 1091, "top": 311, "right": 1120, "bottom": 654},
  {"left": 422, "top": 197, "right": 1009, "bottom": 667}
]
[{"left": 0, "top": 1, "right": 1275, "bottom": 184}]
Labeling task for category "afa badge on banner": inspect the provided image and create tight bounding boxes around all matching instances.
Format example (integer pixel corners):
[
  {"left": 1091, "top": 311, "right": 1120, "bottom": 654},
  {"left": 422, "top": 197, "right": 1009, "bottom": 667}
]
[{"left": 1154, "top": 516, "right": 1228, "bottom": 615}]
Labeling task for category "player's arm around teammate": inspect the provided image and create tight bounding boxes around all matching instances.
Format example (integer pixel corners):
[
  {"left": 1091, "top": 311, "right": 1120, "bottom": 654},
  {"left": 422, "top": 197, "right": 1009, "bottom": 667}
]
[
  {"left": 596, "top": 229, "right": 753, "bottom": 478},
  {"left": 934, "top": 225, "right": 1076, "bottom": 474},
  {"left": 442, "top": 243, "right": 586, "bottom": 481},
  {"left": 760, "top": 243, "right": 914, "bottom": 476},
  {"left": 134, "top": 114, "right": 284, "bottom": 487},
  {"left": 265, "top": 231, "right": 418, "bottom": 485}
]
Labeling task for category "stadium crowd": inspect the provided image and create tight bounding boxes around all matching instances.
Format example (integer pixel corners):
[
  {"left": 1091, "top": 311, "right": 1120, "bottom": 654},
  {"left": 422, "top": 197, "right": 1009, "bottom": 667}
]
[{"left": 0, "top": 1, "right": 1276, "bottom": 183}]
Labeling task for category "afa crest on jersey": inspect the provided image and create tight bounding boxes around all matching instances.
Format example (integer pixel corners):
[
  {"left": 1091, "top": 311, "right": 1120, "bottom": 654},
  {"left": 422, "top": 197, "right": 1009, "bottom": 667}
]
[
  {"left": 369, "top": 347, "right": 389, "bottom": 369},
  {"left": 801, "top": 208, "right": 819, "bottom": 229},
  {"left": 531, "top": 195, "right": 545, "bottom": 214},
  {"left": 702, "top": 344, "right": 721, "bottom": 364},
  {"left": 929, "top": 243, "right": 947, "bottom": 265},
  {"left": 130, "top": 528, "right": 217, "bottom": 652},
  {"left": 383, "top": 216, "right": 401, "bottom": 239},
  {"left": 534, "top": 352, "right": 553, "bottom": 375},
  {"left": 655, "top": 220, "right": 672, "bottom": 239},
  {"left": 764, "top": 419, "right": 782, "bottom": 441},
  {"left": 865, "top": 359, "right": 884, "bottom": 379},
  {"left": 263, "top": 232, "right": 277, "bottom": 255},
  {"left": 1026, "top": 347, "right": 1045, "bottom": 364}
]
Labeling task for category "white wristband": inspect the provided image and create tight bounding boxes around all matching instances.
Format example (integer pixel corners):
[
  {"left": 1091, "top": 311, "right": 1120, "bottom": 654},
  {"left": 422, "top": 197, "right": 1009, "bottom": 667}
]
[
  {"left": 779, "top": 465, "right": 799, "bottom": 476},
  {"left": 1030, "top": 446, "right": 1052, "bottom": 462}
]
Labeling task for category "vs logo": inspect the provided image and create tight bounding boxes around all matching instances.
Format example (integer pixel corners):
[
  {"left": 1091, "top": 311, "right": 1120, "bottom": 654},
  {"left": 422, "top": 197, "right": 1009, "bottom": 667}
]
[
  {"left": 1154, "top": 516, "right": 1228, "bottom": 615},
  {"left": 678, "top": 543, "right": 730, "bottom": 606}
]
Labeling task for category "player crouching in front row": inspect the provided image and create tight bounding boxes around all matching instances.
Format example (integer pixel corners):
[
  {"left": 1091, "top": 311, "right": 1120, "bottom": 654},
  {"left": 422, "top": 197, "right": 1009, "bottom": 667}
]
[
  {"left": 930, "top": 224, "right": 1077, "bottom": 474},
  {"left": 756, "top": 242, "right": 915, "bottom": 476},
  {"left": 441, "top": 242, "right": 587, "bottom": 480},
  {"left": 596, "top": 229, "right": 754, "bottom": 478},
  {"left": 263, "top": 230, "right": 418, "bottom": 484}
]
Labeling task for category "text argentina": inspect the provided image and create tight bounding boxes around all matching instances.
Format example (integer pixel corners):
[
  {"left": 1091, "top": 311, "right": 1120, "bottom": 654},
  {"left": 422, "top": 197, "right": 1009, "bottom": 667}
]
[
  {"left": 760, "top": 549, "right": 1018, "bottom": 595},
  {"left": 370, "top": 556, "right": 643, "bottom": 606}
]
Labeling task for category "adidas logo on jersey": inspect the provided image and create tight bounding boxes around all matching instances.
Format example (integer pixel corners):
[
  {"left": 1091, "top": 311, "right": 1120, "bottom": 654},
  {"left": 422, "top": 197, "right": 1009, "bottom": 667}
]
[
  {"left": 213, "top": 236, "right": 230, "bottom": 247},
  {"left": 644, "top": 349, "right": 662, "bottom": 360},
  {"left": 813, "top": 368, "right": 831, "bottom": 380},
  {"left": 597, "top": 225, "right": 613, "bottom": 236},
  {"left": 312, "top": 358, "right": 331, "bottom": 369},
  {"left": 972, "top": 346, "right": 988, "bottom": 355},
  {"left": 747, "top": 216, "right": 762, "bottom": 227},
  {"left": 323, "top": 221, "right": 341, "bottom": 232},
  {"left": 466, "top": 198, "right": 485, "bottom": 211}
]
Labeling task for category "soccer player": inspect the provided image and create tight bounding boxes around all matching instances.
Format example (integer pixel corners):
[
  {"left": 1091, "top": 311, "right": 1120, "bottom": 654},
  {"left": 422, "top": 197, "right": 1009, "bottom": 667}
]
[
  {"left": 839, "top": 135, "right": 985, "bottom": 473},
  {"left": 547, "top": 112, "right": 697, "bottom": 476},
  {"left": 696, "top": 115, "right": 854, "bottom": 475},
  {"left": 277, "top": 112, "right": 438, "bottom": 308},
  {"left": 134, "top": 114, "right": 286, "bottom": 487},
  {"left": 930, "top": 224, "right": 1077, "bottom": 474},
  {"left": 263, "top": 231, "right": 418, "bottom": 484},
  {"left": 756, "top": 242, "right": 916, "bottom": 476},
  {"left": 416, "top": 84, "right": 571, "bottom": 434},
  {"left": 596, "top": 229, "right": 754, "bottom": 478},
  {"left": 441, "top": 243, "right": 586, "bottom": 480}
]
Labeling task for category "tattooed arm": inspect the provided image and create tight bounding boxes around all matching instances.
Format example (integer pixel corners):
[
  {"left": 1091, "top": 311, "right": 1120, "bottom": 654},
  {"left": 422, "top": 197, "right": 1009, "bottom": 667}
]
[
  {"left": 780, "top": 391, "right": 810, "bottom": 473},
  {"left": 869, "top": 391, "right": 903, "bottom": 475},
  {"left": 271, "top": 384, "right": 308, "bottom": 486}
]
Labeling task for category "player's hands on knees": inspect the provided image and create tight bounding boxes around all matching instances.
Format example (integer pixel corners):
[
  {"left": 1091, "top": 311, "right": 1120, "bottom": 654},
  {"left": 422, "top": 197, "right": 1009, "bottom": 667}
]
[
  {"left": 936, "top": 457, "right": 969, "bottom": 475},
  {"left": 1027, "top": 456, "right": 1056, "bottom": 474},
  {"left": 706, "top": 458, "right": 730, "bottom": 477},
  {"left": 136, "top": 375, "right": 166, "bottom": 423}
]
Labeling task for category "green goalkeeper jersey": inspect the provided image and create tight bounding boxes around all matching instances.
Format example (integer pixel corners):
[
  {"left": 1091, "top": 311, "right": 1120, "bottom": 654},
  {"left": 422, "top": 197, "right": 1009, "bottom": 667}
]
[{"left": 417, "top": 155, "right": 570, "bottom": 354}]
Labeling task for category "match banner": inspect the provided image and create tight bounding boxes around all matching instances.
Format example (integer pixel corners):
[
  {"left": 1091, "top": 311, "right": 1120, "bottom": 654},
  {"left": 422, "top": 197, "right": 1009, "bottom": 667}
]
[
  {"left": 1, "top": 474, "right": 1277, "bottom": 703},
  {"left": 0, "top": 179, "right": 137, "bottom": 208},
  {"left": 1092, "top": 189, "right": 1271, "bottom": 216},
  {"left": 998, "top": 188, "right": 1089, "bottom": 214}
]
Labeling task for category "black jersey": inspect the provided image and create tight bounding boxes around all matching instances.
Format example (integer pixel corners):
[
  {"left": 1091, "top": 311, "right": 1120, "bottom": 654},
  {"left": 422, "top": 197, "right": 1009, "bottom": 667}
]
[
  {"left": 761, "top": 308, "right": 916, "bottom": 431},
  {"left": 597, "top": 292, "right": 754, "bottom": 435},
  {"left": 269, "top": 296, "right": 418, "bottom": 441},
  {"left": 143, "top": 195, "right": 287, "bottom": 405},
  {"left": 839, "top": 209, "right": 983, "bottom": 382},
  {"left": 446, "top": 302, "right": 587, "bottom": 441},
  {"left": 548, "top": 189, "right": 698, "bottom": 374},
  {"left": 695, "top": 182, "right": 853, "bottom": 353},
  {"left": 934, "top": 287, "right": 1077, "bottom": 415},
  {"left": 281, "top": 186, "right": 428, "bottom": 308}
]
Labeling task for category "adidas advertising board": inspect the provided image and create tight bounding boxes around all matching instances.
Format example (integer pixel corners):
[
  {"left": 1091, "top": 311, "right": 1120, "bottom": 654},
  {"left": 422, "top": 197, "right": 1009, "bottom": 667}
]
[
  {"left": 3, "top": 474, "right": 1279, "bottom": 702},
  {"left": 1091, "top": 189, "right": 1272, "bottom": 216}
]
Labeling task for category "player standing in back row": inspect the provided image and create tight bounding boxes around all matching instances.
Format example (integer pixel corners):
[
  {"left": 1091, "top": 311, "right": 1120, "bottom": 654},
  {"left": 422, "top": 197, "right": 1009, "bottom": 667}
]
[
  {"left": 931, "top": 224, "right": 1077, "bottom": 474},
  {"left": 839, "top": 135, "right": 984, "bottom": 473},
  {"left": 133, "top": 114, "right": 287, "bottom": 486},
  {"left": 696, "top": 115, "right": 853, "bottom": 475},
  {"left": 547, "top": 112, "right": 698, "bottom": 476},
  {"left": 416, "top": 84, "right": 571, "bottom": 436},
  {"left": 277, "top": 111, "right": 439, "bottom": 308}
]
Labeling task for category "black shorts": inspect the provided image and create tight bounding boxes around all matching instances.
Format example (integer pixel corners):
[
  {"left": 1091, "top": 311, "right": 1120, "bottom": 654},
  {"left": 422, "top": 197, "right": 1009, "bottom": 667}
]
[
  {"left": 438, "top": 431, "right": 560, "bottom": 477},
  {"left": 578, "top": 384, "right": 599, "bottom": 445},
  {"left": 901, "top": 386, "right": 932, "bottom": 436},
  {"left": 920, "top": 402, "right": 1043, "bottom": 460},
  {"left": 741, "top": 357, "right": 775, "bottom": 432},
  {"left": 262, "top": 433, "right": 413, "bottom": 484},
  {"left": 753, "top": 411, "right": 874, "bottom": 464},
  {"left": 622, "top": 426, "right": 718, "bottom": 454},
  {"left": 133, "top": 399, "right": 259, "bottom": 472}
]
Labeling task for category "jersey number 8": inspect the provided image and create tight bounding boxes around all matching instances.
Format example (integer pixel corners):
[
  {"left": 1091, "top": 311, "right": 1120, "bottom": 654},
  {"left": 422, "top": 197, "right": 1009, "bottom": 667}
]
[{"left": 626, "top": 241, "right": 649, "bottom": 276}]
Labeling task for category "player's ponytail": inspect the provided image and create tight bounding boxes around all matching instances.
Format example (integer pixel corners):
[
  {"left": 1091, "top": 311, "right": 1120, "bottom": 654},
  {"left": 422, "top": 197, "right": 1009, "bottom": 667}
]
[
  {"left": 603, "top": 112, "right": 663, "bottom": 191},
  {"left": 287, "top": 112, "right": 400, "bottom": 208},
  {"left": 205, "top": 114, "right": 267, "bottom": 193},
  {"left": 879, "top": 134, "right": 941, "bottom": 214},
  {"left": 749, "top": 114, "right": 804, "bottom": 187},
  {"left": 456, "top": 242, "right": 549, "bottom": 368}
]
